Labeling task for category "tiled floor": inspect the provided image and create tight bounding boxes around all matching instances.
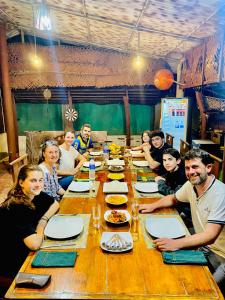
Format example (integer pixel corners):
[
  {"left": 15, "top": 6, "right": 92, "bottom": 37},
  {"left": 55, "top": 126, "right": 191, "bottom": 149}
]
[{"left": 0, "top": 163, "right": 13, "bottom": 203}]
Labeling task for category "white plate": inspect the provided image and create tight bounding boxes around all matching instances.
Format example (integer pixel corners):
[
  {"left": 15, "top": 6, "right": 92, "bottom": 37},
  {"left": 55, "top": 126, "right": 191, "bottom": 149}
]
[
  {"left": 132, "top": 160, "right": 149, "bottom": 167},
  {"left": 107, "top": 159, "right": 125, "bottom": 166},
  {"left": 108, "top": 165, "right": 124, "bottom": 172},
  {"left": 134, "top": 182, "right": 158, "bottom": 193},
  {"left": 103, "top": 181, "right": 128, "bottom": 193},
  {"left": 44, "top": 215, "right": 84, "bottom": 239},
  {"left": 105, "top": 194, "right": 128, "bottom": 205},
  {"left": 100, "top": 232, "right": 133, "bottom": 253},
  {"left": 145, "top": 216, "right": 186, "bottom": 239},
  {"left": 83, "top": 161, "right": 101, "bottom": 168},
  {"left": 130, "top": 150, "right": 142, "bottom": 155},
  {"left": 68, "top": 181, "right": 91, "bottom": 192},
  {"left": 104, "top": 210, "right": 131, "bottom": 224},
  {"left": 90, "top": 151, "right": 103, "bottom": 156}
]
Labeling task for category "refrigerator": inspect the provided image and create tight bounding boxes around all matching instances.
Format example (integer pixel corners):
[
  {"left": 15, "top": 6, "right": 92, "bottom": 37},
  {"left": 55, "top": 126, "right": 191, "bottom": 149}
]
[{"left": 160, "top": 97, "right": 190, "bottom": 150}]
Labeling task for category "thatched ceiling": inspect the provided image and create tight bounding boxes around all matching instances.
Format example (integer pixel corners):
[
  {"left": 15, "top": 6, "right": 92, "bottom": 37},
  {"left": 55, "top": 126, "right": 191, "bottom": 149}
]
[{"left": 1, "top": 0, "right": 225, "bottom": 70}]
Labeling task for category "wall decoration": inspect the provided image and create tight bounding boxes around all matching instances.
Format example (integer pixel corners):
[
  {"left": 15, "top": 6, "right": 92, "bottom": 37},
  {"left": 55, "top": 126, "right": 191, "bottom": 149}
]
[{"left": 65, "top": 108, "right": 78, "bottom": 122}]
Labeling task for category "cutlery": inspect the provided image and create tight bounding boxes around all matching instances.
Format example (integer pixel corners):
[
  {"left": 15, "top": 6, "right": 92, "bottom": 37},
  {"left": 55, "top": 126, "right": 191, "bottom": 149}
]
[{"left": 40, "top": 242, "right": 76, "bottom": 249}]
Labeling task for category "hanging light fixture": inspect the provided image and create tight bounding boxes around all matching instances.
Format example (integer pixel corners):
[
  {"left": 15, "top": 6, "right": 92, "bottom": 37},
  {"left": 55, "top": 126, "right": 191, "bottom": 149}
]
[
  {"left": 132, "top": 31, "right": 145, "bottom": 69},
  {"left": 35, "top": 1, "right": 52, "bottom": 31}
]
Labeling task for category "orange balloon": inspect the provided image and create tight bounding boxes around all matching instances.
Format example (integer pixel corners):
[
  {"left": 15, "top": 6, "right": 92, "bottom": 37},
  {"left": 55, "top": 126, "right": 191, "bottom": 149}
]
[{"left": 154, "top": 69, "right": 174, "bottom": 90}]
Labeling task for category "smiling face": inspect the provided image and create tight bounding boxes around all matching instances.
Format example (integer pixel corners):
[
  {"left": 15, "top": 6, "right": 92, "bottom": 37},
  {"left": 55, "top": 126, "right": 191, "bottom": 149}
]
[
  {"left": 163, "top": 154, "right": 180, "bottom": 172},
  {"left": 151, "top": 136, "right": 164, "bottom": 148},
  {"left": 64, "top": 131, "right": 75, "bottom": 146},
  {"left": 142, "top": 132, "right": 150, "bottom": 143},
  {"left": 185, "top": 158, "right": 212, "bottom": 186},
  {"left": 43, "top": 145, "right": 60, "bottom": 165},
  {"left": 19, "top": 170, "right": 44, "bottom": 199},
  {"left": 81, "top": 126, "right": 91, "bottom": 140}
]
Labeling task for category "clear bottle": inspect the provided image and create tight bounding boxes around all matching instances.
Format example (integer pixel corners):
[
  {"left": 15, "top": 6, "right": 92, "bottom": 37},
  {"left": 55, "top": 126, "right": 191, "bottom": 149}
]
[
  {"left": 89, "top": 158, "right": 95, "bottom": 181},
  {"left": 103, "top": 143, "right": 109, "bottom": 162}
]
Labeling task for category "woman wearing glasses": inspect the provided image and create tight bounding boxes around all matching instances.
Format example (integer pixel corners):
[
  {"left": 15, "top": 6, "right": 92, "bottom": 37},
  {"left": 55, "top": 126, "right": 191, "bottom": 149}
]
[
  {"left": 58, "top": 131, "right": 86, "bottom": 190},
  {"left": 39, "top": 140, "right": 65, "bottom": 200}
]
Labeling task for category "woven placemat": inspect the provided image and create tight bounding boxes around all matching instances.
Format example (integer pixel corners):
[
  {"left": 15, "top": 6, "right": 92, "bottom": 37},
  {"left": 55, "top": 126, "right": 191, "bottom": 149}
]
[
  {"left": 41, "top": 214, "right": 91, "bottom": 249},
  {"left": 81, "top": 165, "right": 104, "bottom": 172},
  {"left": 132, "top": 183, "right": 162, "bottom": 198},
  {"left": 63, "top": 181, "right": 100, "bottom": 198},
  {"left": 139, "top": 214, "right": 190, "bottom": 249}
]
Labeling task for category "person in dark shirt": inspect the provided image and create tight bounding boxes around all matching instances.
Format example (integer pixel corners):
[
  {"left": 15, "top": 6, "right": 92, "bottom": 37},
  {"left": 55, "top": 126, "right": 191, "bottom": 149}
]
[
  {"left": 0, "top": 165, "right": 59, "bottom": 293},
  {"left": 155, "top": 148, "right": 187, "bottom": 195},
  {"left": 143, "top": 130, "right": 171, "bottom": 174}
]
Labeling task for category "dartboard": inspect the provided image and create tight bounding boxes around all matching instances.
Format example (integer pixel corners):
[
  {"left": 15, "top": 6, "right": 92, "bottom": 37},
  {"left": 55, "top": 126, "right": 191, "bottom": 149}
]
[{"left": 65, "top": 108, "right": 78, "bottom": 122}]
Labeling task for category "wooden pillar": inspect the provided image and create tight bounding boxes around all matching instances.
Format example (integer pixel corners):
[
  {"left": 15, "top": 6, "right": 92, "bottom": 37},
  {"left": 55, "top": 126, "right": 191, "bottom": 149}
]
[
  {"left": 195, "top": 91, "right": 207, "bottom": 139},
  {"left": 0, "top": 23, "right": 19, "bottom": 161},
  {"left": 123, "top": 89, "right": 130, "bottom": 146}
]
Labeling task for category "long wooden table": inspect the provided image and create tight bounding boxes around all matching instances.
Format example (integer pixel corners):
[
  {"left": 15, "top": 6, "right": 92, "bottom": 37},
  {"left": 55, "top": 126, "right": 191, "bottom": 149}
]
[{"left": 5, "top": 159, "right": 224, "bottom": 299}]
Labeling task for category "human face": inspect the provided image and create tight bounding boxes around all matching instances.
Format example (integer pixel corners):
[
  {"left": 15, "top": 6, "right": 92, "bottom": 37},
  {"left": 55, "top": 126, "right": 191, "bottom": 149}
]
[
  {"left": 81, "top": 126, "right": 91, "bottom": 140},
  {"left": 43, "top": 145, "right": 59, "bottom": 165},
  {"left": 151, "top": 136, "right": 164, "bottom": 148},
  {"left": 163, "top": 154, "right": 180, "bottom": 172},
  {"left": 19, "top": 171, "right": 44, "bottom": 199},
  {"left": 142, "top": 132, "right": 150, "bottom": 143},
  {"left": 185, "top": 158, "right": 211, "bottom": 186},
  {"left": 64, "top": 132, "right": 75, "bottom": 145}
]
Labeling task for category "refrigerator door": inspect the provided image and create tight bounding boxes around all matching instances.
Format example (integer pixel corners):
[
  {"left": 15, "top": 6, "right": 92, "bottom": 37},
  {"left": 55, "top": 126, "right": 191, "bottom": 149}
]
[{"left": 160, "top": 98, "right": 189, "bottom": 150}]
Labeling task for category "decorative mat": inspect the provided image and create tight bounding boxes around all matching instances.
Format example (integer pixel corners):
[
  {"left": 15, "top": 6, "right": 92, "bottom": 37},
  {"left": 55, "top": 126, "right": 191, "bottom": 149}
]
[
  {"left": 132, "top": 183, "right": 162, "bottom": 198},
  {"left": 63, "top": 181, "right": 100, "bottom": 198},
  {"left": 137, "top": 175, "right": 155, "bottom": 182},
  {"left": 132, "top": 166, "right": 151, "bottom": 172},
  {"left": 81, "top": 166, "right": 104, "bottom": 172},
  {"left": 41, "top": 214, "right": 91, "bottom": 249},
  {"left": 139, "top": 214, "right": 190, "bottom": 249}
]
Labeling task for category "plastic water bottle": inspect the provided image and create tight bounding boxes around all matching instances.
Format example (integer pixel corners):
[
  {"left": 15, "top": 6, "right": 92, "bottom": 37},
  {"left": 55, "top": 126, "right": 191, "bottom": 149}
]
[
  {"left": 103, "top": 143, "right": 109, "bottom": 161},
  {"left": 89, "top": 158, "right": 95, "bottom": 181}
]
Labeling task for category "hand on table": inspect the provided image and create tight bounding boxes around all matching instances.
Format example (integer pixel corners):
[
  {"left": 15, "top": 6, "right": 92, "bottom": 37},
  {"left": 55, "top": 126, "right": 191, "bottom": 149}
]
[
  {"left": 155, "top": 176, "right": 165, "bottom": 183},
  {"left": 139, "top": 203, "right": 156, "bottom": 213},
  {"left": 154, "top": 238, "right": 180, "bottom": 251}
]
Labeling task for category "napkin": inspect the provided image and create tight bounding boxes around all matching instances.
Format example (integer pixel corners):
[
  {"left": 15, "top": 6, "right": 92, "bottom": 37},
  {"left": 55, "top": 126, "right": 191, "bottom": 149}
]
[
  {"left": 162, "top": 250, "right": 207, "bottom": 265},
  {"left": 32, "top": 251, "right": 78, "bottom": 267},
  {"left": 137, "top": 175, "right": 155, "bottom": 182}
]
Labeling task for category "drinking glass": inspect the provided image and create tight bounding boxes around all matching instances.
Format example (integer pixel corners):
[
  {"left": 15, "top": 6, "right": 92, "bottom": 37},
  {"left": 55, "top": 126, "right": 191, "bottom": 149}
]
[
  {"left": 131, "top": 169, "right": 137, "bottom": 183},
  {"left": 92, "top": 204, "right": 101, "bottom": 229},
  {"left": 131, "top": 199, "right": 139, "bottom": 221},
  {"left": 127, "top": 152, "right": 132, "bottom": 167}
]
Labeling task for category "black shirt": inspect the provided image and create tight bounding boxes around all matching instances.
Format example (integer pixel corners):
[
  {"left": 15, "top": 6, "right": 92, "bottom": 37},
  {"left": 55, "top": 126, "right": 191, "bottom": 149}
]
[
  {"left": 150, "top": 142, "right": 171, "bottom": 175},
  {"left": 0, "top": 192, "right": 54, "bottom": 276}
]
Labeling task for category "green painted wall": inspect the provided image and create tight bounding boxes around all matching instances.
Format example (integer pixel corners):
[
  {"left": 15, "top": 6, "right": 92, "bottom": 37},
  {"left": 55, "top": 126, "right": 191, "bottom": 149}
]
[{"left": 16, "top": 102, "right": 154, "bottom": 135}]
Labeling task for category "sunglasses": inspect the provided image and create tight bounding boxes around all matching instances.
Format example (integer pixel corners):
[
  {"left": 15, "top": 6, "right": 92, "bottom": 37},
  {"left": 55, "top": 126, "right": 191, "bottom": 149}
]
[{"left": 41, "top": 140, "right": 58, "bottom": 147}]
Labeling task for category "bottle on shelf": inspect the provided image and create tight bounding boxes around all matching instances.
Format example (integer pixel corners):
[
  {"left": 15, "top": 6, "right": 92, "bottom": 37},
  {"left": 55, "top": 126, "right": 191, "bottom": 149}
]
[{"left": 89, "top": 158, "right": 95, "bottom": 181}]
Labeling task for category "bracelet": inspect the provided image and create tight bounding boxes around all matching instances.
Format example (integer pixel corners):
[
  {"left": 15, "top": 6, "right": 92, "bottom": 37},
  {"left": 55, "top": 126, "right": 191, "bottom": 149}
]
[{"left": 41, "top": 216, "right": 49, "bottom": 221}]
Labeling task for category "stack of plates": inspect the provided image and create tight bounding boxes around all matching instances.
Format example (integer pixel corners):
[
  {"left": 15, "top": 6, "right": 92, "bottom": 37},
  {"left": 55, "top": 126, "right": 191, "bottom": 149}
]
[
  {"left": 132, "top": 161, "right": 149, "bottom": 167},
  {"left": 68, "top": 181, "right": 91, "bottom": 192},
  {"left": 107, "top": 159, "right": 125, "bottom": 166},
  {"left": 134, "top": 182, "right": 158, "bottom": 193},
  {"left": 83, "top": 161, "right": 101, "bottom": 168},
  {"left": 103, "top": 181, "right": 128, "bottom": 193}
]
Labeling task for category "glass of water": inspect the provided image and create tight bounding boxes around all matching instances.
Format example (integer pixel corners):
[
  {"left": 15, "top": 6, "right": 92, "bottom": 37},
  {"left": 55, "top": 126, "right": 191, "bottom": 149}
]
[
  {"left": 131, "top": 199, "right": 139, "bottom": 221},
  {"left": 92, "top": 204, "right": 101, "bottom": 229}
]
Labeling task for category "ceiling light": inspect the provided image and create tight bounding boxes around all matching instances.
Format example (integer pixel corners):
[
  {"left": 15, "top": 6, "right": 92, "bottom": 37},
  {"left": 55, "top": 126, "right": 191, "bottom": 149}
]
[{"left": 35, "top": 2, "right": 52, "bottom": 31}]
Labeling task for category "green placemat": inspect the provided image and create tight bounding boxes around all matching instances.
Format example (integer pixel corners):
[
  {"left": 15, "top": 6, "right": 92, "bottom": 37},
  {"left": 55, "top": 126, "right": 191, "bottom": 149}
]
[
  {"left": 81, "top": 165, "right": 104, "bottom": 172},
  {"left": 137, "top": 175, "right": 155, "bottom": 182},
  {"left": 139, "top": 214, "right": 190, "bottom": 249},
  {"left": 162, "top": 250, "right": 207, "bottom": 265},
  {"left": 63, "top": 181, "right": 100, "bottom": 198},
  {"left": 41, "top": 214, "right": 91, "bottom": 249},
  {"left": 32, "top": 251, "right": 77, "bottom": 267},
  {"left": 132, "top": 183, "right": 162, "bottom": 198}
]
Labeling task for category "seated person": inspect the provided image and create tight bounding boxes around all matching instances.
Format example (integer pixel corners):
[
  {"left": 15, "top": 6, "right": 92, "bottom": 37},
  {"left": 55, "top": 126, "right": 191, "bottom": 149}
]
[
  {"left": 0, "top": 165, "right": 59, "bottom": 293},
  {"left": 143, "top": 130, "right": 171, "bottom": 174},
  {"left": 139, "top": 149, "right": 225, "bottom": 294},
  {"left": 155, "top": 148, "right": 187, "bottom": 195},
  {"left": 39, "top": 139, "right": 65, "bottom": 201},
  {"left": 130, "top": 130, "right": 151, "bottom": 157},
  {"left": 72, "top": 124, "right": 93, "bottom": 156},
  {"left": 58, "top": 131, "right": 86, "bottom": 190}
]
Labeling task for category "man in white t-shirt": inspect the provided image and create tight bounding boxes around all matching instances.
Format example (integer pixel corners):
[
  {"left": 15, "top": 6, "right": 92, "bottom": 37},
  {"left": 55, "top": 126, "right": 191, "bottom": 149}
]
[{"left": 139, "top": 149, "right": 225, "bottom": 292}]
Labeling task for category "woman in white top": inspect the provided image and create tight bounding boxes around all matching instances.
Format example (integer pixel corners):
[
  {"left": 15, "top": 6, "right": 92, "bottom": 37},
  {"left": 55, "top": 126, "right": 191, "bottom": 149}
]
[
  {"left": 129, "top": 130, "right": 151, "bottom": 157},
  {"left": 58, "top": 131, "right": 86, "bottom": 190}
]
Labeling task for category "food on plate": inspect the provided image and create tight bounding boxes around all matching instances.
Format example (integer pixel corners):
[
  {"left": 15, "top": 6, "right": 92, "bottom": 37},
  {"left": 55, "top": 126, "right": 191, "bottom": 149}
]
[
  {"left": 107, "top": 210, "right": 126, "bottom": 223},
  {"left": 108, "top": 166, "right": 124, "bottom": 172},
  {"left": 106, "top": 195, "right": 127, "bottom": 205},
  {"left": 107, "top": 173, "right": 124, "bottom": 180},
  {"left": 110, "top": 154, "right": 122, "bottom": 159},
  {"left": 109, "top": 143, "right": 121, "bottom": 154}
]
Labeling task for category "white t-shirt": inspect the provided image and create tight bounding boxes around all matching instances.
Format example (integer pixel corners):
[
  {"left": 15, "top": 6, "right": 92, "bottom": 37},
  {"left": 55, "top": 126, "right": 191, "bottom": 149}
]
[
  {"left": 59, "top": 145, "right": 79, "bottom": 172},
  {"left": 175, "top": 177, "right": 225, "bottom": 258}
]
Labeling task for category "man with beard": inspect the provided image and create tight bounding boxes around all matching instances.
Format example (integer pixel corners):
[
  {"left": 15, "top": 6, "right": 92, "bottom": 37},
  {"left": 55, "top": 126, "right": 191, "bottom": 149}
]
[
  {"left": 72, "top": 124, "right": 93, "bottom": 157},
  {"left": 139, "top": 149, "right": 225, "bottom": 294}
]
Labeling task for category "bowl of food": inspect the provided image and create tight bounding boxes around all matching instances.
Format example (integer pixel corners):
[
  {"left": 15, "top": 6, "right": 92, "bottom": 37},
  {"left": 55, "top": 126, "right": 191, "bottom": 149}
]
[
  {"left": 107, "top": 173, "right": 125, "bottom": 181},
  {"left": 104, "top": 210, "right": 130, "bottom": 224},
  {"left": 105, "top": 194, "right": 128, "bottom": 206},
  {"left": 108, "top": 165, "right": 124, "bottom": 172}
]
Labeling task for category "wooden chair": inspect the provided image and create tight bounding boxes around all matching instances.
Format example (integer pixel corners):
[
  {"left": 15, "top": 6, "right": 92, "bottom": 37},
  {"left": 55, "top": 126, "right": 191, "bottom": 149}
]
[
  {"left": 180, "top": 139, "right": 191, "bottom": 156},
  {"left": 209, "top": 153, "right": 223, "bottom": 180},
  {"left": 166, "top": 133, "right": 174, "bottom": 147},
  {"left": 9, "top": 153, "right": 28, "bottom": 183}
]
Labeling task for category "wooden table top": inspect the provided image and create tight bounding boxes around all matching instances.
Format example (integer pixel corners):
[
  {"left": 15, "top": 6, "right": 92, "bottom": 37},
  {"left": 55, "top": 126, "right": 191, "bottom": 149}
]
[{"left": 5, "top": 158, "right": 224, "bottom": 300}]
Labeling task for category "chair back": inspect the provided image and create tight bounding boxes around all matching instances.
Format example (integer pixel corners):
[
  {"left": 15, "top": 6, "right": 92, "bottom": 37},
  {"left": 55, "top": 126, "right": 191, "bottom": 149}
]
[
  {"left": 166, "top": 133, "right": 174, "bottom": 147},
  {"left": 209, "top": 153, "right": 223, "bottom": 180},
  {"left": 9, "top": 153, "right": 28, "bottom": 183},
  {"left": 180, "top": 139, "right": 191, "bottom": 156}
]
